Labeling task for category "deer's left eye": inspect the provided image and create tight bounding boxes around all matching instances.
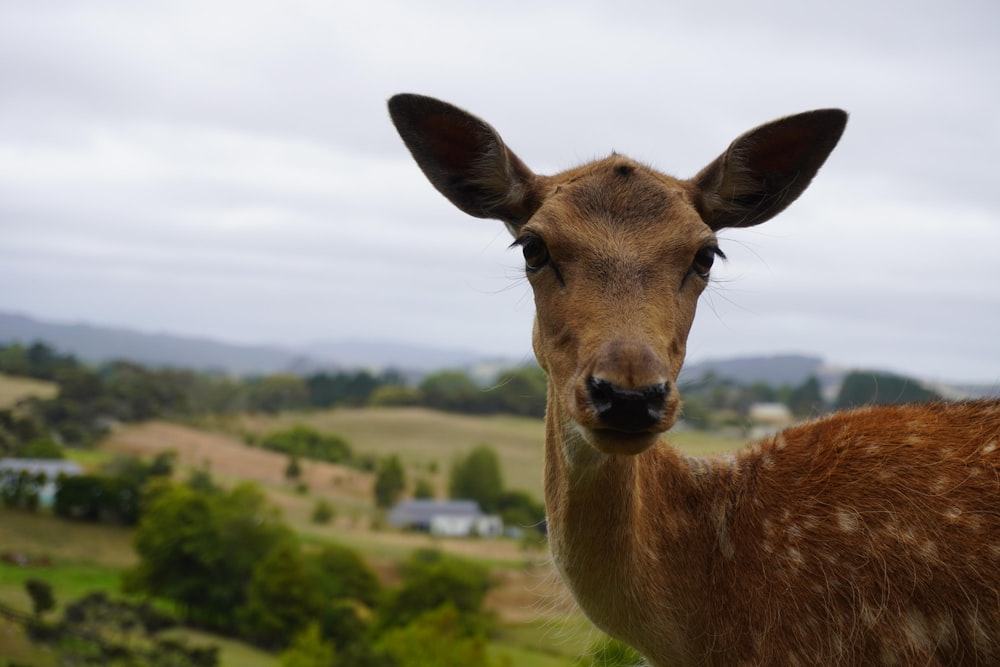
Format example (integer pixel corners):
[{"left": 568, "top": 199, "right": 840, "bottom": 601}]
[{"left": 691, "top": 245, "right": 724, "bottom": 280}]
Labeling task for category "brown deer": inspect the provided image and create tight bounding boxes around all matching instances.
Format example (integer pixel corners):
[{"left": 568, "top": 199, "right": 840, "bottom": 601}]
[{"left": 388, "top": 93, "right": 1000, "bottom": 666}]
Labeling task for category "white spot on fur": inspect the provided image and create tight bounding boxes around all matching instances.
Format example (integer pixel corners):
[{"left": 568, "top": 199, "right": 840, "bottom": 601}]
[
  {"left": 859, "top": 603, "right": 878, "bottom": 628},
  {"left": 786, "top": 545, "right": 804, "bottom": 566},
  {"left": 983, "top": 441, "right": 997, "bottom": 455},
  {"left": 902, "top": 608, "right": 933, "bottom": 651},
  {"left": 836, "top": 509, "right": 859, "bottom": 533},
  {"left": 930, "top": 476, "right": 953, "bottom": 495}
]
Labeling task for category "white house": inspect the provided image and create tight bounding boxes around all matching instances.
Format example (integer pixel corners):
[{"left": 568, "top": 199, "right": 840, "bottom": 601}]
[
  {"left": 0, "top": 458, "right": 83, "bottom": 506},
  {"left": 388, "top": 499, "right": 503, "bottom": 538}
]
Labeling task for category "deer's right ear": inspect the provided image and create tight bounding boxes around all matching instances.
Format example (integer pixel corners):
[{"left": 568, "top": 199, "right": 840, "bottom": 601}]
[{"left": 388, "top": 94, "right": 542, "bottom": 234}]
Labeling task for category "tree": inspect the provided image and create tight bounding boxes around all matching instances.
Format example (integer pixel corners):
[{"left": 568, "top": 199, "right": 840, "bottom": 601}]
[
  {"left": 244, "top": 375, "right": 309, "bottom": 413},
  {"left": 419, "top": 371, "right": 483, "bottom": 413},
  {"left": 488, "top": 364, "right": 547, "bottom": 417},
  {"left": 449, "top": 445, "right": 503, "bottom": 512},
  {"left": 24, "top": 578, "right": 55, "bottom": 617},
  {"left": 239, "top": 541, "right": 322, "bottom": 648},
  {"left": 413, "top": 477, "right": 435, "bottom": 500},
  {"left": 373, "top": 455, "right": 406, "bottom": 509},
  {"left": 375, "top": 605, "right": 502, "bottom": 667},
  {"left": 496, "top": 490, "right": 546, "bottom": 532},
  {"left": 285, "top": 454, "right": 302, "bottom": 481},
  {"left": 306, "top": 370, "right": 384, "bottom": 408},
  {"left": 679, "top": 394, "right": 713, "bottom": 430},
  {"left": 124, "top": 482, "right": 291, "bottom": 631},
  {"left": 835, "top": 372, "right": 941, "bottom": 410},
  {"left": 311, "top": 499, "right": 335, "bottom": 525},
  {"left": 1, "top": 469, "right": 45, "bottom": 511},
  {"left": 36, "top": 592, "right": 216, "bottom": 667},
  {"left": 17, "top": 437, "right": 64, "bottom": 459},
  {"left": 377, "top": 550, "right": 493, "bottom": 635},
  {"left": 261, "top": 425, "right": 353, "bottom": 465},
  {"left": 280, "top": 623, "right": 336, "bottom": 667},
  {"left": 308, "top": 543, "right": 380, "bottom": 608},
  {"left": 788, "top": 376, "right": 825, "bottom": 417}
]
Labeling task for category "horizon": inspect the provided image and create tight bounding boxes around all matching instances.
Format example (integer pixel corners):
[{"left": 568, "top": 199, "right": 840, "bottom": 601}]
[{"left": 4, "top": 308, "right": 999, "bottom": 389}]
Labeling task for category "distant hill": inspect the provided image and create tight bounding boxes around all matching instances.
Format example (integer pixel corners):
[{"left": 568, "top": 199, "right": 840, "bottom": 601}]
[
  {"left": 301, "top": 340, "right": 502, "bottom": 374},
  {"left": 679, "top": 354, "right": 825, "bottom": 387},
  {"left": 0, "top": 311, "right": 505, "bottom": 376},
  {"left": 0, "top": 312, "right": 310, "bottom": 375}
]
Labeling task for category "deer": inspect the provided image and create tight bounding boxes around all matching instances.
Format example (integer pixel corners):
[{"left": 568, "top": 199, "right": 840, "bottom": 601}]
[{"left": 387, "top": 93, "right": 1000, "bottom": 666}]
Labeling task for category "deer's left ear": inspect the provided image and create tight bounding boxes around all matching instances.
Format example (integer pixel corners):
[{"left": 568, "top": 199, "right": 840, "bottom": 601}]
[
  {"left": 388, "top": 93, "right": 544, "bottom": 234},
  {"left": 692, "top": 109, "right": 847, "bottom": 231}
]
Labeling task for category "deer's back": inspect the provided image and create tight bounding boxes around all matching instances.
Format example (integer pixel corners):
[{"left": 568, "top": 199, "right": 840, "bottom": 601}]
[{"left": 699, "top": 400, "right": 1000, "bottom": 666}]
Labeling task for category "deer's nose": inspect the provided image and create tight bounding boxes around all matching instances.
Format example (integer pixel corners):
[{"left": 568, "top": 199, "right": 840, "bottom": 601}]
[{"left": 587, "top": 376, "right": 669, "bottom": 432}]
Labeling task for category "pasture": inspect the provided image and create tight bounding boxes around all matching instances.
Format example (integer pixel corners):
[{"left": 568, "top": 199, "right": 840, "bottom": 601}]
[{"left": 0, "top": 372, "right": 58, "bottom": 407}]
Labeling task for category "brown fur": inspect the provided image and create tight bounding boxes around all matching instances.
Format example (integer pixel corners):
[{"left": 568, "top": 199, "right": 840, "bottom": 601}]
[{"left": 388, "top": 93, "right": 1000, "bottom": 666}]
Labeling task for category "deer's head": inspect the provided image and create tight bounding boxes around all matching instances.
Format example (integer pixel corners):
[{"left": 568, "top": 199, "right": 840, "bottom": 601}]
[{"left": 389, "top": 94, "right": 845, "bottom": 455}]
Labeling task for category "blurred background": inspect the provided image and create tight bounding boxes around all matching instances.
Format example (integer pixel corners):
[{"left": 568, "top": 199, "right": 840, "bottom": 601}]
[{"left": 1, "top": 2, "right": 997, "bottom": 666}]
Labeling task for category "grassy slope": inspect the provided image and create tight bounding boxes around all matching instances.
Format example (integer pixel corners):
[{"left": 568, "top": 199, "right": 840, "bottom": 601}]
[
  {"left": 198, "top": 407, "right": 742, "bottom": 501},
  {"left": 0, "top": 372, "right": 58, "bottom": 408}
]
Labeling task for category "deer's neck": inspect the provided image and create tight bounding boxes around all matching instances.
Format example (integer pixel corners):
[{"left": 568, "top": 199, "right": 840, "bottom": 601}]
[{"left": 542, "top": 400, "right": 728, "bottom": 662}]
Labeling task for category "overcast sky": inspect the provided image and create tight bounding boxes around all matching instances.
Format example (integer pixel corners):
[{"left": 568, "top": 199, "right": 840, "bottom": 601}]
[{"left": 2, "top": 0, "right": 998, "bottom": 383}]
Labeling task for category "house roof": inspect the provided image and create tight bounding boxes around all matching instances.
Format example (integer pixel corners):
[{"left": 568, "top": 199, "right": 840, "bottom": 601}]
[
  {"left": 387, "top": 499, "right": 483, "bottom": 527},
  {"left": 0, "top": 459, "right": 83, "bottom": 477}
]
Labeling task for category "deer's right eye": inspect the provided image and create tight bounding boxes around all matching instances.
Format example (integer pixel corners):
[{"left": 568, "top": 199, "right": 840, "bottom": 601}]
[{"left": 520, "top": 237, "right": 550, "bottom": 272}]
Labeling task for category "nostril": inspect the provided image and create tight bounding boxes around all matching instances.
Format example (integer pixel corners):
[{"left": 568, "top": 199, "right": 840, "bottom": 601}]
[
  {"left": 587, "top": 377, "right": 617, "bottom": 415},
  {"left": 587, "top": 377, "right": 669, "bottom": 431}
]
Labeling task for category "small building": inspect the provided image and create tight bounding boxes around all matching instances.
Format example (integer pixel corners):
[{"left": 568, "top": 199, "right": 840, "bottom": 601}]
[
  {"left": 0, "top": 458, "right": 83, "bottom": 506},
  {"left": 748, "top": 402, "right": 794, "bottom": 438},
  {"left": 388, "top": 499, "right": 503, "bottom": 538}
]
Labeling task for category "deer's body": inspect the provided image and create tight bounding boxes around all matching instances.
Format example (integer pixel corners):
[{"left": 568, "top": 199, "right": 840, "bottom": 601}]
[
  {"left": 547, "top": 399, "right": 1000, "bottom": 665},
  {"left": 388, "top": 94, "right": 1000, "bottom": 666}
]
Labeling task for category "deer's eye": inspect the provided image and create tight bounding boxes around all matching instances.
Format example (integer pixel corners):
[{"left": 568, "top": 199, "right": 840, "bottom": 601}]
[
  {"left": 691, "top": 245, "right": 724, "bottom": 280},
  {"left": 519, "top": 237, "right": 550, "bottom": 272}
]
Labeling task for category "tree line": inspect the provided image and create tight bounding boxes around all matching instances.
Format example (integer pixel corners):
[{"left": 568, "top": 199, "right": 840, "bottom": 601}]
[
  {"left": 678, "top": 369, "right": 942, "bottom": 430},
  {"left": 0, "top": 342, "right": 546, "bottom": 450},
  {"left": 1, "top": 341, "right": 947, "bottom": 454}
]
